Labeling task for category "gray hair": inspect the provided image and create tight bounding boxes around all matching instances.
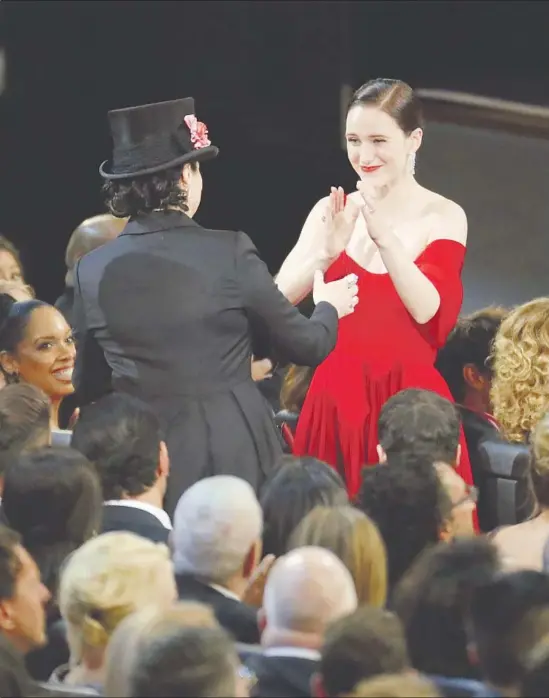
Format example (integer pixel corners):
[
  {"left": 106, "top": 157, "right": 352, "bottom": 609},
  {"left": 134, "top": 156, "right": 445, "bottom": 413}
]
[{"left": 172, "top": 476, "right": 263, "bottom": 583}]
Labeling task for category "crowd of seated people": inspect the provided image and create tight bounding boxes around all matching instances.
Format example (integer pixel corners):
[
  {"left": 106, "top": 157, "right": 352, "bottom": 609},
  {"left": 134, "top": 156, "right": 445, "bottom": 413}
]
[{"left": 0, "top": 225, "right": 547, "bottom": 697}]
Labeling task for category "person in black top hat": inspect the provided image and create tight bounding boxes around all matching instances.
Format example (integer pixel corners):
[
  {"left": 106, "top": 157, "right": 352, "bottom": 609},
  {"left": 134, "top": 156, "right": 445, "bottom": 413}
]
[{"left": 71, "top": 96, "right": 358, "bottom": 516}]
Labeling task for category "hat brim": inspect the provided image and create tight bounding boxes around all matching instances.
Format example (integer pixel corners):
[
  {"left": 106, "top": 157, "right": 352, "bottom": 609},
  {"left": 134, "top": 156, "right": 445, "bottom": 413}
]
[{"left": 99, "top": 145, "right": 219, "bottom": 180}]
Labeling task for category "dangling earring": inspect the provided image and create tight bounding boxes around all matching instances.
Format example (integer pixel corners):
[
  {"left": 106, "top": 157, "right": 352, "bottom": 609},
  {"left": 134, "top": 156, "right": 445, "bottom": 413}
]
[{"left": 409, "top": 152, "right": 416, "bottom": 176}]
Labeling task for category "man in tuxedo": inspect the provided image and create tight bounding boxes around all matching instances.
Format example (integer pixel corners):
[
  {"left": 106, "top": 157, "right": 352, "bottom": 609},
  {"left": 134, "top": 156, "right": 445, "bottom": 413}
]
[
  {"left": 247, "top": 547, "right": 357, "bottom": 698},
  {"left": 172, "top": 475, "right": 264, "bottom": 644},
  {"left": 435, "top": 307, "right": 508, "bottom": 529},
  {"left": 71, "top": 393, "right": 171, "bottom": 544}
]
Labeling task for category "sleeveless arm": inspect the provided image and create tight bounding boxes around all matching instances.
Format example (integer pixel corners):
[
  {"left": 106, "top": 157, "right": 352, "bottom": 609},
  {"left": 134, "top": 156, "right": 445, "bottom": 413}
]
[
  {"left": 236, "top": 231, "right": 338, "bottom": 367},
  {"left": 275, "top": 197, "right": 334, "bottom": 305},
  {"left": 415, "top": 239, "right": 466, "bottom": 347}
]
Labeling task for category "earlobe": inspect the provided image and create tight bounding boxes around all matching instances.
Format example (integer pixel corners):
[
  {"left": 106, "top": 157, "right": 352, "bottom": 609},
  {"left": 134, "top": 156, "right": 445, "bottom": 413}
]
[
  {"left": 376, "top": 444, "right": 387, "bottom": 464},
  {"left": 0, "top": 352, "right": 18, "bottom": 379}
]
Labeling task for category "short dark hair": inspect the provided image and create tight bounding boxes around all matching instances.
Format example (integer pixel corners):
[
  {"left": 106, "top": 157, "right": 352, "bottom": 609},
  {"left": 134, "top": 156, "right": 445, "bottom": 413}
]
[
  {"left": 392, "top": 537, "right": 499, "bottom": 679},
  {"left": 347, "top": 78, "right": 424, "bottom": 134},
  {"left": 378, "top": 388, "right": 461, "bottom": 465},
  {"left": 2, "top": 447, "right": 101, "bottom": 596},
  {"left": 102, "top": 162, "right": 198, "bottom": 218},
  {"left": 130, "top": 625, "right": 237, "bottom": 697},
  {"left": 435, "top": 307, "right": 508, "bottom": 402},
  {"left": 0, "top": 383, "right": 51, "bottom": 477},
  {"left": 260, "top": 455, "right": 348, "bottom": 558},
  {"left": 320, "top": 607, "right": 409, "bottom": 697},
  {"left": 71, "top": 393, "right": 163, "bottom": 501},
  {"left": 358, "top": 452, "right": 452, "bottom": 591},
  {"left": 0, "top": 525, "right": 22, "bottom": 601},
  {"left": 470, "top": 571, "right": 549, "bottom": 689}
]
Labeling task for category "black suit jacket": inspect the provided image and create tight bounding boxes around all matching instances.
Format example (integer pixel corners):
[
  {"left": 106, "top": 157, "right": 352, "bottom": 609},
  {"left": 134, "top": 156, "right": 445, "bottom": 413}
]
[
  {"left": 101, "top": 503, "right": 170, "bottom": 544},
  {"left": 246, "top": 654, "right": 318, "bottom": 698},
  {"left": 176, "top": 573, "right": 259, "bottom": 644},
  {"left": 72, "top": 211, "right": 338, "bottom": 515}
]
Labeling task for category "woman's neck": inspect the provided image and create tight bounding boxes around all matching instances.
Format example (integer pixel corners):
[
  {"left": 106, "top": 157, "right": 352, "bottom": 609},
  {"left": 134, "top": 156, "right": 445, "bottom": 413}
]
[{"left": 50, "top": 399, "right": 61, "bottom": 430}]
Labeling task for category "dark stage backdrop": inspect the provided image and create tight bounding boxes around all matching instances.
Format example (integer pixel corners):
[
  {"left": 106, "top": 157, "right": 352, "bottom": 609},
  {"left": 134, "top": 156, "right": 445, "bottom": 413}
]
[{"left": 1, "top": 1, "right": 547, "bottom": 307}]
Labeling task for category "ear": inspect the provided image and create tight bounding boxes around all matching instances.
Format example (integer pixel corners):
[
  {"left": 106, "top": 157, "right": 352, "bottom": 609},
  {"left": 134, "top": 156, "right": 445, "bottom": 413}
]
[
  {"left": 0, "top": 351, "right": 19, "bottom": 378},
  {"left": 0, "top": 599, "right": 16, "bottom": 633},
  {"left": 157, "top": 441, "right": 170, "bottom": 480},
  {"left": 242, "top": 540, "right": 261, "bottom": 580},
  {"left": 376, "top": 444, "right": 387, "bottom": 464},
  {"left": 410, "top": 127, "right": 423, "bottom": 153},
  {"left": 310, "top": 672, "right": 327, "bottom": 698},
  {"left": 257, "top": 607, "right": 266, "bottom": 636},
  {"left": 455, "top": 443, "right": 461, "bottom": 467},
  {"left": 439, "top": 519, "right": 453, "bottom": 543},
  {"left": 180, "top": 163, "right": 193, "bottom": 187},
  {"left": 463, "top": 363, "right": 485, "bottom": 392}
]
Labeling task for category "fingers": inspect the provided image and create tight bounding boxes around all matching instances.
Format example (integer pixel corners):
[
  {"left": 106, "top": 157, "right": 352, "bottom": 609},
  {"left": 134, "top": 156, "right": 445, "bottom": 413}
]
[{"left": 329, "top": 186, "right": 346, "bottom": 216}]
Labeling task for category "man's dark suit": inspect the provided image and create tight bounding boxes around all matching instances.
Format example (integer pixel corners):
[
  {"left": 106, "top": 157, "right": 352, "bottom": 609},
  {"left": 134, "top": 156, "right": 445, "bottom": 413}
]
[
  {"left": 176, "top": 573, "right": 259, "bottom": 644},
  {"left": 101, "top": 503, "right": 170, "bottom": 544},
  {"left": 72, "top": 211, "right": 338, "bottom": 516},
  {"left": 245, "top": 653, "right": 319, "bottom": 698}
]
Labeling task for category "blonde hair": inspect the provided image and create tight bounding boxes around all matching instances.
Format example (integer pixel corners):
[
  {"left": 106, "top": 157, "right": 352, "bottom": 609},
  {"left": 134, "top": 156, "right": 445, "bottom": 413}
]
[
  {"left": 289, "top": 506, "right": 387, "bottom": 607},
  {"left": 104, "top": 602, "right": 218, "bottom": 697},
  {"left": 345, "top": 673, "right": 440, "bottom": 698},
  {"left": 491, "top": 298, "right": 549, "bottom": 443},
  {"left": 530, "top": 412, "right": 549, "bottom": 508},
  {"left": 59, "top": 532, "right": 175, "bottom": 665}
]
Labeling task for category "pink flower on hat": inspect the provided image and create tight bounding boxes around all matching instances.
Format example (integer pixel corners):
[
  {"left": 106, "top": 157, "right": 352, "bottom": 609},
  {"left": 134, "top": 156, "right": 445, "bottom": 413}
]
[{"left": 184, "top": 114, "right": 211, "bottom": 149}]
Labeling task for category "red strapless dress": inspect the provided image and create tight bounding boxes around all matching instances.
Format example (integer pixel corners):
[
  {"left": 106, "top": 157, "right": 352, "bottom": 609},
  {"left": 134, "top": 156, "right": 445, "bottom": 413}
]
[{"left": 293, "top": 239, "right": 473, "bottom": 499}]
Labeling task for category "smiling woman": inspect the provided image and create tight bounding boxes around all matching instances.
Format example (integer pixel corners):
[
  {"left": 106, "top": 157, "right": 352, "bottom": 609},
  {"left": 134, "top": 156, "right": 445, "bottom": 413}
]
[{"left": 0, "top": 298, "right": 76, "bottom": 428}]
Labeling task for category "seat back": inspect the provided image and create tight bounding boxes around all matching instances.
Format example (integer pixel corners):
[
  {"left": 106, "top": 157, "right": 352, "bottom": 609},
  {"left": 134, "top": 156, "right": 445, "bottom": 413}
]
[{"left": 478, "top": 441, "right": 534, "bottom": 527}]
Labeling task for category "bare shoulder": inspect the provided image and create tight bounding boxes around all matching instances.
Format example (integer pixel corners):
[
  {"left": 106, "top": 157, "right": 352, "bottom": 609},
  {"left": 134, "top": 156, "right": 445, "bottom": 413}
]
[{"left": 425, "top": 190, "right": 468, "bottom": 245}]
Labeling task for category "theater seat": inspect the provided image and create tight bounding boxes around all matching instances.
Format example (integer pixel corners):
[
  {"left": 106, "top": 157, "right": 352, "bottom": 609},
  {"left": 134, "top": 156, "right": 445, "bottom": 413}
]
[{"left": 478, "top": 440, "right": 535, "bottom": 528}]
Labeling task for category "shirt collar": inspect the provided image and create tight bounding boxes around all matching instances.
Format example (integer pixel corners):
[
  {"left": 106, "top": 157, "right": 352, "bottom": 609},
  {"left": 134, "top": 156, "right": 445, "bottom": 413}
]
[
  {"left": 263, "top": 647, "right": 321, "bottom": 661},
  {"left": 104, "top": 499, "right": 172, "bottom": 530},
  {"left": 208, "top": 583, "right": 242, "bottom": 603}
]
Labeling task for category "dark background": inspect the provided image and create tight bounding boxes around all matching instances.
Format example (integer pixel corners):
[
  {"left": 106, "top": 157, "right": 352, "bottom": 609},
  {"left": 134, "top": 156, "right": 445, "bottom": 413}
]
[{"left": 1, "top": 0, "right": 548, "bottom": 303}]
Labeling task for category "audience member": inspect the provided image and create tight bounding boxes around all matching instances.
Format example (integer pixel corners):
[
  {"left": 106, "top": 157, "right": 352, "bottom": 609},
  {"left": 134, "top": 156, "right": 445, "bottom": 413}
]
[
  {"left": 0, "top": 300, "right": 76, "bottom": 429},
  {"left": 173, "top": 475, "right": 265, "bottom": 644},
  {"left": 248, "top": 547, "right": 357, "bottom": 698},
  {"left": 55, "top": 531, "right": 177, "bottom": 692},
  {"left": 104, "top": 602, "right": 231, "bottom": 697},
  {"left": 344, "top": 674, "right": 440, "bottom": 698},
  {"left": 434, "top": 462, "right": 477, "bottom": 539},
  {"left": 260, "top": 456, "right": 348, "bottom": 558},
  {"left": 2, "top": 448, "right": 101, "bottom": 603},
  {"left": 492, "top": 412, "right": 549, "bottom": 570},
  {"left": 289, "top": 506, "right": 387, "bottom": 607},
  {"left": 376, "top": 388, "right": 462, "bottom": 468},
  {"left": 469, "top": 570, "right": 549, "bottom": 697},
  {"left": 491, "top": 297, "right": 549, "bottom": 443},
  {"left": 55, "top": 214, "right": 126, "bottom": 326},
  {"left": 312, "top": 607, "right": 410, "bottom": 698},
  {"left": 392, "top": 537, "right": 500, "bottom": 680},
  {"left": 358, "top": 451, "right": 453, "bottom": 592},
  {"left": 0, "top": 236, "right": 26, "bottom": 285},
  {"left": 0, "top": 526, "right": 50, "bottom": 696},
  {"left": 71, "top": 393, "right": 171, "bottom": 543},
  {"left": 0, "top": 383, "right": 51, "bottom": 497}
]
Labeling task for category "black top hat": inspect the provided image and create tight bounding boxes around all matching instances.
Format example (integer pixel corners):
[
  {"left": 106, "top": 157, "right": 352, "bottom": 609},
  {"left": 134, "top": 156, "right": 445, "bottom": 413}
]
[{"left": 99, "top": 97, "right": 219, "bottom": 179}]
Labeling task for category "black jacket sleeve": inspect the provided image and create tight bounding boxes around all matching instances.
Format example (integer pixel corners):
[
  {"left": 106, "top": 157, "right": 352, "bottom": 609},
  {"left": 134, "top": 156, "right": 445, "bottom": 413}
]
[
  {"left": 236, "top": 231, "right": 338, "bottom": 367},
  {"left": 72, "top": 261, "right": 113, "bottom": 407}
]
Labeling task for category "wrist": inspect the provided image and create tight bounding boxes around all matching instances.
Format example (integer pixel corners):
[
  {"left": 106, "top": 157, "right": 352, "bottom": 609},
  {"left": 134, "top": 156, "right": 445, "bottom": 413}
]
[{"left": 375, "top": 228, "right": 398, "bottom": 253}]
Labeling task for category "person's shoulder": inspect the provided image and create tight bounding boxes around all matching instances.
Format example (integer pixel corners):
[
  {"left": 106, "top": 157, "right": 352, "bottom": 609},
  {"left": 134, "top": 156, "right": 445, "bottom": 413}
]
[{"left": 425, "top": 191, "right": 468, "bottom": 245}]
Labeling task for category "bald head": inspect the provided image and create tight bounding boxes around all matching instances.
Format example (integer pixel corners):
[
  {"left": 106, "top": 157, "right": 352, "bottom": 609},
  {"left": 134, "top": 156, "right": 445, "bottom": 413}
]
[
  {"left": 263, "top": 546, "right": 358, "bottom": 634},
  {"left": 65, "top": 214, "right": 127, "bottom": 285}
]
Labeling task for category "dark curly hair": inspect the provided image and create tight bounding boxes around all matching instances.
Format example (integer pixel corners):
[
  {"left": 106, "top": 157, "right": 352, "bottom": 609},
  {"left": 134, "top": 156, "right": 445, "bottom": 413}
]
[
  {"left": 435, "top": 306, "right": 508, "bottom": 403},
  {"left": 70, "top": 392, "right": 163, "bottom": 501},
  {"left": 357, "top": 452, "right": 453, "bottom": 592},
  {"left": 102, "top": 162, "right": 198, "bottom": 218}
]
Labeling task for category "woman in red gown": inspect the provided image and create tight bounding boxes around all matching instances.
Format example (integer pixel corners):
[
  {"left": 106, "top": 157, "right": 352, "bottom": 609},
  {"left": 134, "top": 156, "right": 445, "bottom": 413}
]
[{"left": 276, "top": 78, "right": 473, "bottom": 499}]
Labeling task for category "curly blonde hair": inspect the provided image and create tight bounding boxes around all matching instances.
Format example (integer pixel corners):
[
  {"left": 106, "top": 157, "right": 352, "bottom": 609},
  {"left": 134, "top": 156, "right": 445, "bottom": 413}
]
[{"left": 491, "top": 298, "right": 549, "bottom": 443}]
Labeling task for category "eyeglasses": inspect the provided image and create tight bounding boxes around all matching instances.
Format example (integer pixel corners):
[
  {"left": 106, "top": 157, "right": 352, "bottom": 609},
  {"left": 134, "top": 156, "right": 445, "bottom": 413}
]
[{"left": 453, "top": 485, "right": 478, "bottom": 509}]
